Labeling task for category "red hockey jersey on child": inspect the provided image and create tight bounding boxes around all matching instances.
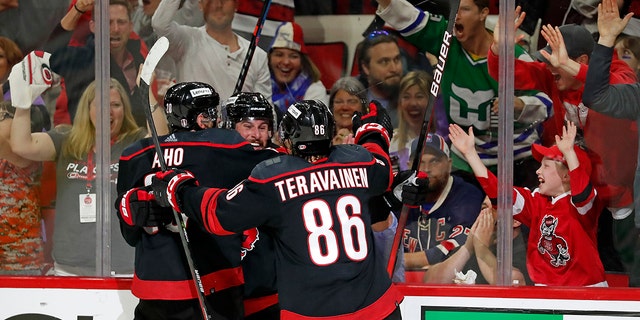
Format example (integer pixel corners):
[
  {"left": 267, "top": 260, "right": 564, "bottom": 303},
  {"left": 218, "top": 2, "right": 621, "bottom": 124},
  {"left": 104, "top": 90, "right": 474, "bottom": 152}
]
[{"left": 477, "top": 162, "right": 605, "bottom": 286}]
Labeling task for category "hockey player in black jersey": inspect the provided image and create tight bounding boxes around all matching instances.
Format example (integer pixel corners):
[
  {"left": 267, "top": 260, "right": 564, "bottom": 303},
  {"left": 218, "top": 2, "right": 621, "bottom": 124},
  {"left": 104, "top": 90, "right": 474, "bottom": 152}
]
[
  {"left": 221, "top": 92, "right": 281, "bottom": 319},
  {"left": 220, "top": 92, "right": 280, "bottom": 151},
  {"left": 115, "top": 83, "right": 278, "bottom": 320},
  {"left": 150, "top": 100, "right": 404, "bottom": 319}
]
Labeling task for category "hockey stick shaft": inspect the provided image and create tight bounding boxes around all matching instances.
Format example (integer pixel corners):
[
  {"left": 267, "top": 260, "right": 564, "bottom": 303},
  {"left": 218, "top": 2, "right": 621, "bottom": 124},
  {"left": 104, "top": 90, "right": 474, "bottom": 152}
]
[
  {"left": 139, "top": 37, "right": 212, "bottom": 320},
  {"left": 232, "top": 0, "right": 272, "bottom": 95},
  {"left": 386, "top": 1, "right": 460, "bottom": 277}
]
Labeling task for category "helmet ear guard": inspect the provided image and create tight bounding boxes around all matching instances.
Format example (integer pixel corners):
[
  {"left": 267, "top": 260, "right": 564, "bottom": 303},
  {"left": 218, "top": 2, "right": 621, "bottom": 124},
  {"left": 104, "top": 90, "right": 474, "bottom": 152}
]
[
  {"left": 279, "top": 100, "right": 336, "bottom": 157},
  {"left": 164, "top": 82, "right": 219, "bottom": 132}
]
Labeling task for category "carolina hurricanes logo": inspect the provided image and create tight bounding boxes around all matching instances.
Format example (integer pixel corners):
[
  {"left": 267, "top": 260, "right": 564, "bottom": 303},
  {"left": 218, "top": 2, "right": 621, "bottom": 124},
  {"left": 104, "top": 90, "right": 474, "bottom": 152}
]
[
  {"left": 537, "top": 215, "right": 570, "bottom": 267},
  {"left": 41, "top": 64, "right": 54, "bottom": 85},
  {"left": 240, "top": 228, "right": 260, "bottom": 260},
  {"left": 32, "top": 51, "right": 54, "bottom": 85}
]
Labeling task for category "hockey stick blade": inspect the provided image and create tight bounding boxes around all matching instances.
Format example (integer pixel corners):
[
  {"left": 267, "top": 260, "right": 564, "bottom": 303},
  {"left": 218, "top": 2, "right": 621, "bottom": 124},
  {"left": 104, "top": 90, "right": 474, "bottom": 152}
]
[
  {"left": 139, "top": 37, "right": 213, "bottom": 320},
  {"left": 386, "top": 0, "right": 461, "bottom": 278},
  {"left": 140, "top": 36, "right": 169, "bottom": 86}
]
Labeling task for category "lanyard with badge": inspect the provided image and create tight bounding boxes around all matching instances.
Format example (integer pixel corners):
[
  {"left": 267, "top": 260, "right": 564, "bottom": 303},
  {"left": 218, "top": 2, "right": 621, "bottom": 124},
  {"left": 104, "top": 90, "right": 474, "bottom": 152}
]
[{"left": 79, "top": 152, "right": 97, "bottom": 223}]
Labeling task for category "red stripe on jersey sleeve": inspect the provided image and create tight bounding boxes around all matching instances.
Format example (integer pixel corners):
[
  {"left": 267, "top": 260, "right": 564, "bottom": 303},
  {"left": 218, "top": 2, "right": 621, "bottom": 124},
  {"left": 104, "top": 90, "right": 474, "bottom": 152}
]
[
  {"left": 476, "top": 168, "right": 498, "bottom": 199},
  {"left": 201, "top": 188, "right": 234, "bottom": 236},
  {"left": 362, "top": 142, "right": 393, "bottom": 190},
  {"left": 440, "top": 239, "right": 458, "bottom": 253}
]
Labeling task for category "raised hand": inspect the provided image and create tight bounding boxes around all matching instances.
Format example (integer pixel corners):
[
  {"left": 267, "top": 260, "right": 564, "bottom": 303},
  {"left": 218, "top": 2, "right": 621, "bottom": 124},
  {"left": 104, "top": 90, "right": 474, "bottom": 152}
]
[
  {"left": 555, "top": 121, "right": 577, "bottom": 156},
  {"left": 353, "top": 100, "right": 393, "bottom": 149},
  {"left": 448, "top": 124, "right": 475, "bottom": 157},
  {"left": 539, "top": 25, "right": 569, "bottom": 68},
  {"left": 353, "top": 100, "right": 394, "bottom": 138},
  {"left": 490, "top": 6, "right": 526, "bottom": 55},
  {"left": 597, "top": 0, "right": 634, "bottom": 47},
  {"left": 8, "top": 51, "right": 57, "bottom": 110}
]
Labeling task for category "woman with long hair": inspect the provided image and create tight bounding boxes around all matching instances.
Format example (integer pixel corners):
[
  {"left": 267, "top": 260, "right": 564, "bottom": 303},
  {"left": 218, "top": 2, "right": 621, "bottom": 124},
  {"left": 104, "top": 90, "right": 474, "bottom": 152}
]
[
  {"left": 10, "top": 78, "right": 147, "bottom": 276},
  {"left": 390, "top": 70, "right": 432, "bottom": 171}
]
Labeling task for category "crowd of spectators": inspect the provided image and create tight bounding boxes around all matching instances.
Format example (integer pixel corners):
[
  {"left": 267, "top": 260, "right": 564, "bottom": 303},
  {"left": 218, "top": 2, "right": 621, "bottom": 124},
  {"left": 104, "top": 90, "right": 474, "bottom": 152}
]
[{"left": 2, "top": 0, "right": 640, "bottom": 302}]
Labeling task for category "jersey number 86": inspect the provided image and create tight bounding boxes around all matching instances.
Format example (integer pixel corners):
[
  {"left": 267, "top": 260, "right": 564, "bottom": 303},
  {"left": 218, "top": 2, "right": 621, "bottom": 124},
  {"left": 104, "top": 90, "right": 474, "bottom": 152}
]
[{"left": 303, "top": 195, "right": 367, "bottom": 266}]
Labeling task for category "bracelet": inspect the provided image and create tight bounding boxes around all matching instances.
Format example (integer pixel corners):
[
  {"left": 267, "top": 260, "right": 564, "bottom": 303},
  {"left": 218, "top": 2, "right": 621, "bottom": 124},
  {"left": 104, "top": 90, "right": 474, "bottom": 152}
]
[
  {"left": 74, "top": 3, "right": 86, "bottom": 14},
  {"left": 150, "top": 103, "right": 160, "bottom": 113}
]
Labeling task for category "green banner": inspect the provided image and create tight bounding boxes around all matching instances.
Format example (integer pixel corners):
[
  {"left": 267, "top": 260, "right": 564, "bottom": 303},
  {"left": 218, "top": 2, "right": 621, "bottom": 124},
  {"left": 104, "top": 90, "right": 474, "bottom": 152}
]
[{"left": 425, "top": 311, "right": 563, "bottom": 320}]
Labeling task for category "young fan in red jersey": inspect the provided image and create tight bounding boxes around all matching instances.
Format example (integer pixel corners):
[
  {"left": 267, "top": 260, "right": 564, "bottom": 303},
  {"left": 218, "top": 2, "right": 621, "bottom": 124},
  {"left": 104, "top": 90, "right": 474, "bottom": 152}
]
[
  {"left": 149, "top": 100, "right": 404, "bottom": 319},
  {"left": 448, "top": 121, "right": 607, "bottom": 287}
]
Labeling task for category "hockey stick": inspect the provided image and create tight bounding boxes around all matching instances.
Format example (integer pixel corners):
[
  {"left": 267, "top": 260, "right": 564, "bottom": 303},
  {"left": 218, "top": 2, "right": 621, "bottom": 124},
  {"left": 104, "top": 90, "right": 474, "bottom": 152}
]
[
  {"left": 139, "top": 37, "right": 212, "bottom": 320},
  {"left": 386, "top": 0, "right": 460, "bottom": 277},
  {"left": 232, "top": 0, "right": 272, "bottom": 95}
]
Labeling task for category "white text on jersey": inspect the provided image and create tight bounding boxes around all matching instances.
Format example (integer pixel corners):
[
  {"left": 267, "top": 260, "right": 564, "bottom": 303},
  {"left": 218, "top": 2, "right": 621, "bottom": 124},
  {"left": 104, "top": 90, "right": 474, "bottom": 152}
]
[
  {"left": 274, "top": 168, "right": 369, "bottom": 201},
  {"left": 152, "top": 148, "right": 185, "bottom": 168}
]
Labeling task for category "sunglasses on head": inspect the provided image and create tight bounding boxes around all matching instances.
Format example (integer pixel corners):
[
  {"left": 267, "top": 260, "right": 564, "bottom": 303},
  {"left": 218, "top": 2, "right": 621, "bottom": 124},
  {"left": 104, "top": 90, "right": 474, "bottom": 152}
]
[{"left": 367, "top": 29, "right": 391, "bottom": 39}]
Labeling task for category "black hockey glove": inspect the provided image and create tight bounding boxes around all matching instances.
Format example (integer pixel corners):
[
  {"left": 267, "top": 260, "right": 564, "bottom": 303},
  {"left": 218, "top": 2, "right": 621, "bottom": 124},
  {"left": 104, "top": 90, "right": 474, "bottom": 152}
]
[
  {"left": 385, "top": 170, "right": 429, "bottom": 208},
  {"left": 151, "top": 169, "right": 199, "bottom": 213},
  {"left": 401, "top": 171, "right": 429, "bottom": 208},
  {"left": 117, "top": 187, "right": 174, "bottom": 228},
  {"left": 382, "top": 170, "right": 415, "bottom": 212},
  {"left": 353, "top": 100, "right": 393, "bottom": 151}
]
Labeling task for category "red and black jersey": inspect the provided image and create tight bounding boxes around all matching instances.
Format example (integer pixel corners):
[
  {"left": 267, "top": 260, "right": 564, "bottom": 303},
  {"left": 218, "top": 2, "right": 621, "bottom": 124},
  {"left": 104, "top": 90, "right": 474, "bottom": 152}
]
[
  {"left": 181, "top": 143, "right": 403, "bottom": 319},
  {"left": 116, "top": 128, "right": 277, "bottom": 305},
  {"left": 477, "top": 165, "right": 606, "bottom": 286}
]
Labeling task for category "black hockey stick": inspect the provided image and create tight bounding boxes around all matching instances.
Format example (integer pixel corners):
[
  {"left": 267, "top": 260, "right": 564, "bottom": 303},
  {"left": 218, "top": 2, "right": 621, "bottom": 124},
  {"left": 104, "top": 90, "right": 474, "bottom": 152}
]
[
  {"left": 386, "top": 0, "right": 460, "bottom": 277},
  {"left": 232, "top": 0, "right": 272, "bottom": 95},
  {"left": 139, "top": 37, "right": 212, "bottom": 320}
]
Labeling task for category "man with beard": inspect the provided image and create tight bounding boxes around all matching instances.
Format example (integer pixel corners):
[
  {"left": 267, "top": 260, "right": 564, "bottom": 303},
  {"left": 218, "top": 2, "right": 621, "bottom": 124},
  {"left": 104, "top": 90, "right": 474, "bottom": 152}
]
[
  {"left": 398, "top": 133, "right": 484, "bottom": 270},
  {"left": 356, "top": 30, "right": 403, "bottom": 128},
  {"left": 219, "top": 92, "right": 284, "bottom": 319}
]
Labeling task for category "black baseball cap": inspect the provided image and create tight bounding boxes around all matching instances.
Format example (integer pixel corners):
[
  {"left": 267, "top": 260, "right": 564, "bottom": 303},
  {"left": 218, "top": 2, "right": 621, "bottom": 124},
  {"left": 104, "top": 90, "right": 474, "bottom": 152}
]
[{"left": 533, "top": 24, "right": 595, "bottom": 63}]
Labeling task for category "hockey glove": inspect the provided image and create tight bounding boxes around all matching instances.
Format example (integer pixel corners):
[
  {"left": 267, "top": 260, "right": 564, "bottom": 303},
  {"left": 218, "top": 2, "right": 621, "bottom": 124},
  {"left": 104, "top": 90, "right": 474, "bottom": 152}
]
[
  {"left": 402, "top": 171, "right": 429, "bottom": 208},
  {"left": 8, "top": 51, "right": 58, "bottom": 110},
  {"left": 117, "top": 187, "right": 174, "bottom": 228},
  {"left": 151, "top": 169, "right": 199, "bottom": 213},
  {"left": 353, "top": 100, "right": 393, "bottom": 150},
  {"left": 381, "top": 170, "right": 416, "bottom": 212},
  {"left": 395, "top": 170, "right": 429, "bottom": 208}
]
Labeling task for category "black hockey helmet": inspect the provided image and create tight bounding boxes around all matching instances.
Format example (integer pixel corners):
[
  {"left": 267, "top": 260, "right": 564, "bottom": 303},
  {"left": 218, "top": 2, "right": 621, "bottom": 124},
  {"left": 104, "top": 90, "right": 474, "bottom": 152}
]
[
  {"left": 220, "top": 92, "right": 274, "bottom": 131},
  {"left": 279, "top": 100, "right": 336, "bottom": 157},
  {"left": 164, "top": 82, "right": 219, "bottom": 132}
]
